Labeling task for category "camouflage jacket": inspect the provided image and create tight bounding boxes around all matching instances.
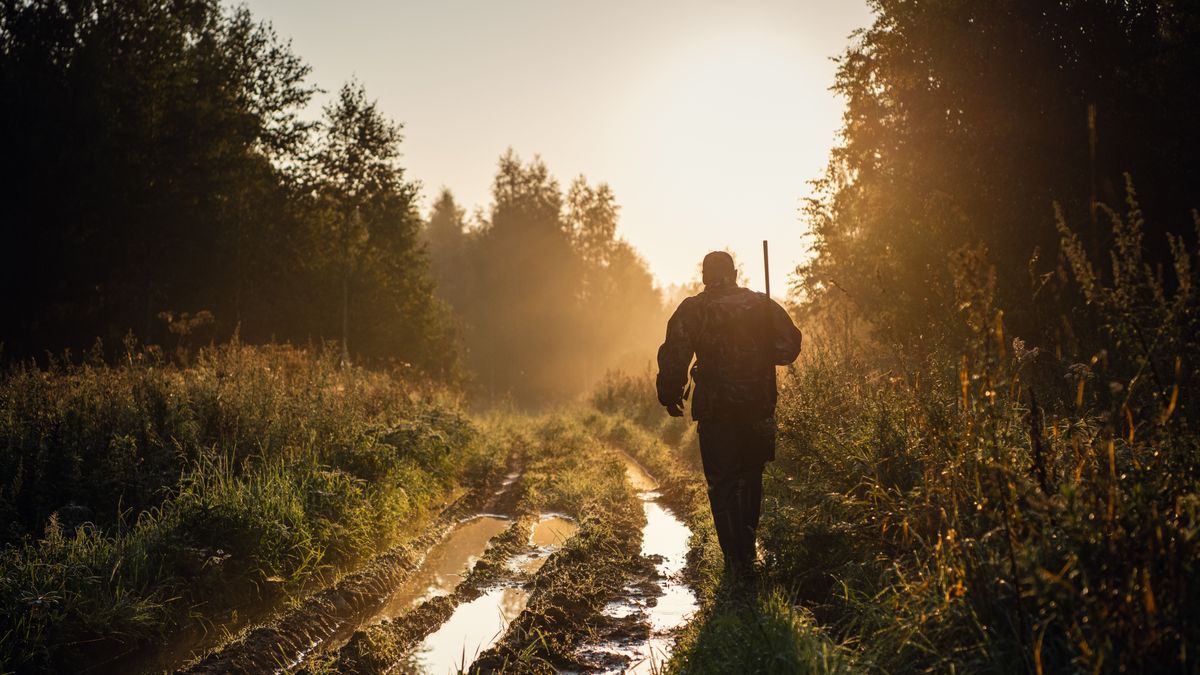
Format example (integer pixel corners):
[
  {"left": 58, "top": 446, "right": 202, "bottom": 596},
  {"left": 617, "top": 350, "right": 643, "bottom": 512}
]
[{"left": 656, "top": 283, "right": 802, "bottom": 421}]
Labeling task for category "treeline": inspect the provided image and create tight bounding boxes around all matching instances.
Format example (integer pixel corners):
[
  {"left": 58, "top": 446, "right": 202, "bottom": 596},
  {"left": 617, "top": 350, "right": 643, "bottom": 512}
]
[
  {"left": 781, "top": 3, "right": 1200, "bottom": 670},
  {"left": 800, "top": 0, "right": 1200, "bottom": 355},
  {"left": 425, "top": 152, "right": 664, "bottom": 406},
  {"left": 1, "top": 0, "right": 453, "bottom": 372},
  {"left": 0, "top": 0, "right": 663, "bottom": 400}
]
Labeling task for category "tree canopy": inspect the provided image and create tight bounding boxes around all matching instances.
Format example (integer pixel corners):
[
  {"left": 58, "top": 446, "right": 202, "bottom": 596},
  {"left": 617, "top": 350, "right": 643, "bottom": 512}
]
[
  {"left": 800, "top": 0, "right": 1200, "bottom": 351},
  {"left": 0, "top": 0, "right": 455, "bottom": 374},
  {"left": 425, "top": 152, "right": 664, "bottom": 406}
]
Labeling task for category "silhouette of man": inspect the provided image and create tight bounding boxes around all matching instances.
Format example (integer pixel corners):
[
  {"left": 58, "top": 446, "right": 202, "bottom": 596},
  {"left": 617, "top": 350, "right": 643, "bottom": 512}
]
[{"left": 656, "top": 250, "right": 802, "bottom": 580}]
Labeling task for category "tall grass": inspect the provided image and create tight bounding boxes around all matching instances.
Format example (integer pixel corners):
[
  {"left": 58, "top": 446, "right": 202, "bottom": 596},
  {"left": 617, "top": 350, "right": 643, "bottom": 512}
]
[
  {"left": 0, "top": 340, "right": 484, "bottom": 672},
  {"left": 599, "top": 182, "right": 1199, "bottom": 673},
  {"left": 762, "top": 186, "right": 1199, "bottom": 673}
]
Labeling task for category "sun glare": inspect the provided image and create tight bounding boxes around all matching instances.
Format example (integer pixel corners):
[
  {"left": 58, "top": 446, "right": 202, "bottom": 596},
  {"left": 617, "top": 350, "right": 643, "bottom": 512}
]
[{"left": 616, "top": 35, "right": 838, "bottom": 295}]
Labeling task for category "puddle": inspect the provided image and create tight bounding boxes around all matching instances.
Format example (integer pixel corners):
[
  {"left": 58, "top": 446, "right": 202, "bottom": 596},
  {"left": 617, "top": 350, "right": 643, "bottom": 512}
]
[
  {"left": 376, "top": 515, "right": 511, "bottom": 618},
  {"left": 577, "top": 452, "right": 699, "bottom": 674},
  {"left": 511, "top": 513, "right": 579, "bottom": 573},
  {"left": 302, "top": 514, "right": 512, "bottom": 666},
  {"left": 403, "top": 586, "right": 529, "bottom": 674},
  {"left": 530, "top": 514, "right": 578, "bottom": 547}
]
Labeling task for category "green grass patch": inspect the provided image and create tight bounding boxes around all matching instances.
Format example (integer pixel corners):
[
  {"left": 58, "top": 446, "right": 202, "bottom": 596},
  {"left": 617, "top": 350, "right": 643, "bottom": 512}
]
[{"left": 0, "top": 342, "right": 488, "bottom": 672}]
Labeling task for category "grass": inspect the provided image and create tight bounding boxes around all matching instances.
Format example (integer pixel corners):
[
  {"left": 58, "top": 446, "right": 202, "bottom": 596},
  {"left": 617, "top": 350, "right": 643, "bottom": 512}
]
[
  {"left": 0, "top": 340, "right": 489, "bottom": 672},
  {"left": 592, "top": 187, "right": 1200, "bottom": 674},
  {"left": 667, "top": 589, "right": 852, "bottom": 675}
]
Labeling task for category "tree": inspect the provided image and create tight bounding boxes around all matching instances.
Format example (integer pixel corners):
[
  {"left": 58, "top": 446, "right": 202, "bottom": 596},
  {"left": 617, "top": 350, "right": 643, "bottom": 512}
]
[
  {"left": 0, "top": 0, "right": 315, "bottom": 356},
  {"left": 567, "top": 176, "right": 663, "bottom": 374},
  {"left": 799, "top": 0, "right": 1200, "bottom": 352},
  {"left": 0, "top": 2, "right": 458, "bottom": 377},
  {"left": 306, "top": 82, "right": 454, "bottom": 373},
  {"left": 427, "top": 153, "right": 663, "bottom": 405},
  {"left": 566, "top": 176, "right": 620, "bottom": 266},
  {"left": 424, "top": 188, "right": 472, "bottom": 309}
]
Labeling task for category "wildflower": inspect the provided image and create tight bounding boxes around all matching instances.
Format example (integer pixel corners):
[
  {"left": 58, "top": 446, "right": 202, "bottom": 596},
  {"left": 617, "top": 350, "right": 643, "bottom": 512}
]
[{"left": 1012, "top": 337, "right": 1039, "bottom": 364}]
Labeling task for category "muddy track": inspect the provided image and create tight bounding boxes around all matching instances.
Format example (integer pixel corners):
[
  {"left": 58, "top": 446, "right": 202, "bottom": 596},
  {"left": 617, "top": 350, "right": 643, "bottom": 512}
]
[
  {"left": 323, "top": 438, "right": 649, "bottom": 674},
  {"left": 563, "top": 445, "right": 704, "bottom": 674},
  {"left": 186, "top": 423, "right": 705, "bottom": 674},
  {"left": 470, "top": 446, "right": 700, "bottom": 674},
  {"left": 471, "top": 505, "right": 644, "bottom": 673},
  {"left": 178, "top": 452, "right": 526, "bottom": 675},
  {"left": 326, "top": 515, "right": 536, "bottom": 674}
]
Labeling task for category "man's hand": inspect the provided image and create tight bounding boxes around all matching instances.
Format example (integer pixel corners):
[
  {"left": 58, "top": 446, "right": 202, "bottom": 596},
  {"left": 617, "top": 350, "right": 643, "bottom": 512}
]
[{"left": 665, "top": 401, "right": 685, "bottom": 417}]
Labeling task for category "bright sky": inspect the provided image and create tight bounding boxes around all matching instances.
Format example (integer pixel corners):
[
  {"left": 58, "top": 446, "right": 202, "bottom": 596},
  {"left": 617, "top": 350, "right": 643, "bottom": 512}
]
[{"left": 244, "top": 0, "right": 874, "bottom": 295}]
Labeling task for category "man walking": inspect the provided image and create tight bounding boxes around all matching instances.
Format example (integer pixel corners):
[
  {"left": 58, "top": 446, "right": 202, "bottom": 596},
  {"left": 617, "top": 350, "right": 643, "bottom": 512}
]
[{"left": 656, "top": 251, "right": 802, "bottom": 581}]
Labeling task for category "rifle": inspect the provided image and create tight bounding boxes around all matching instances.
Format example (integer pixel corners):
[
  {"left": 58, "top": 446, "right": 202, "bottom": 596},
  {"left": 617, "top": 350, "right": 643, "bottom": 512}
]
[
  {"left": 763, "top": 239, "right": 777, "bottom": 379},
  {"left": 762, "top": 240, "right": 770, "bottom": 298}
]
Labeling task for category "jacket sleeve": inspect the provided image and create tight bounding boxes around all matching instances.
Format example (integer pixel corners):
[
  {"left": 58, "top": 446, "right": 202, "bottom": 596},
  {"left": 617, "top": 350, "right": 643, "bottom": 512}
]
[
  {"left": 656, "top": 298, "right": 697, "bottom": 406},
  {"left": 769, "top": 298, "right": 802, "bottom": 365}
]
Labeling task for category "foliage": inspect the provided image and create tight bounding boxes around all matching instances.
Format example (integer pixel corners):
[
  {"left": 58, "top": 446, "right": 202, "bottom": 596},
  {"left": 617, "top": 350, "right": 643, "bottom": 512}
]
[
  {"left": 305, "top": 82, "right": 457, "bottom": 373},
  {"left": 424, "top": 153, "right": 664, "bottom": 406},
  {"left": 0, "top": 0, "right": 456, "bottom": 374},
  {"left": 761, "top": 192, "right": 1200, "bottom": 673},
  {"left": 799, "top": 0, "right": 1200, "bottom": 352},
  {"left": 0, "top": 342, "right": 483, "bottom": 672}
]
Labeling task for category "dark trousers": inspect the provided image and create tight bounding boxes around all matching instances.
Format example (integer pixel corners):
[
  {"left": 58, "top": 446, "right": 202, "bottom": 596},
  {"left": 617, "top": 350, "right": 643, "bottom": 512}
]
[{"left": 697, "top": 418, "right": 772, "bottom": 572}]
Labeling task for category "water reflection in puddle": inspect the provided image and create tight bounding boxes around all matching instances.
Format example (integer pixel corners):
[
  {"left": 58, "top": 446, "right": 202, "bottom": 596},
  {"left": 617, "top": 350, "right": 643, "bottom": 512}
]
[
  {"left": 531, "top": 514, "right": 578, "bottom": 547},
  {"left": 512, "top": 514, "right": 579, "bottom": 573},
  {"left": 584, "top": 451, "right": 699, "bottom": 674},
  {"left": 620, "top": 453, "right": 660, "bottom": 493},
  {"left": 407, "top": 586, "right": 529, "bottom": 674},
  {"left": 378, "top": 515, "right": 510, "bottom": 619},
  {"left": 641, "top": 501, "right": 690, "bottom": 575}
]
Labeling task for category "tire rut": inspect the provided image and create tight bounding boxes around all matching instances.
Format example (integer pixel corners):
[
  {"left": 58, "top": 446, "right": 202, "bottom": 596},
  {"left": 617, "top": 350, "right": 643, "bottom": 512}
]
[{"left": 177, "top": 451, "right": 526, "bottom": 675}]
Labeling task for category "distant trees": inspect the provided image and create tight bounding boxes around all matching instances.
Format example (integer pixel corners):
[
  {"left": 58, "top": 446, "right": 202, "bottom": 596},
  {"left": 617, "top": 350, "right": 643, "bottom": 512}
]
[
  {"left": 424, "top": 189, "right": 472, "bottom": 310},
  {"left": 307, "top": 83, "right": 452, "bottom": 369},
  {"left": 0, "top": 0, "right": 454, "bottom": 374},
  {"left": 426, "top": 152, "right": 664, "bottom": 405},
  {"left": 799, "top": 0, "right": 1200, "bottom": 351},
  {"left": 0, "top": 0, "right": 658, "bottom": 391}
]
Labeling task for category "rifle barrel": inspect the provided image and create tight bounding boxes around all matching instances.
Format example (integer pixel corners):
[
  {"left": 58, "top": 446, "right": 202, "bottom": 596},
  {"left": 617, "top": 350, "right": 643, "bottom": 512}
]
[{"left": 762, "top": 240, "right": 770, "bottom": 298}]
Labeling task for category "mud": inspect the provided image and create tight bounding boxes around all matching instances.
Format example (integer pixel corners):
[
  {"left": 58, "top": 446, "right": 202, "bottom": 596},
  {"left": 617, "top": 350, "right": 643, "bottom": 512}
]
[
  {"left": 571, "top": 450, "right": 699, "bottom": 674},
  {"left": 329, "top": 506, "right": 588, "bottom": 674},
  {"left": 176, "top": 453, "right": 525, "bottom": 675},
  {"left": 377, "top": 515, "right": 513, "bottom": 616},
  {"left": 329, "top": 516, "right": 535, "bottom": 674},
  {"left": 472, "top": 464, "right": 647, "bottom": 673}
]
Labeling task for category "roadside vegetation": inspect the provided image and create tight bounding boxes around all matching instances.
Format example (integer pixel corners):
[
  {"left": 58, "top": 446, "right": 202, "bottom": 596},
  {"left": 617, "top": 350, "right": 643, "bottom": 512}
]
[
  {"left": 0, "top": 341, "right": 490, "bottom": 672},
  {"left": 594, "top": 188, "right": 1200, "bottom": 674},
  {"left": 322, "top": 414, "right": 646, "bottom": 674}
]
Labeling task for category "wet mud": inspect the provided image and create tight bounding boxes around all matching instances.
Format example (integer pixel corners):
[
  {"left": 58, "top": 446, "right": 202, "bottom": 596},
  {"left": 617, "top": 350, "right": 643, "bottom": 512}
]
[
  {"left": 156, "top": 437, "right": 700, "bottom": 675},
  {"left": 175, "top": 455, "right": 525, "bottom": 675},
  {"left": 330, "top": 508, "right": 580, "bottom": 674},
  {"left": 571, "top": 451, "right": 699, "bottom": 674}
]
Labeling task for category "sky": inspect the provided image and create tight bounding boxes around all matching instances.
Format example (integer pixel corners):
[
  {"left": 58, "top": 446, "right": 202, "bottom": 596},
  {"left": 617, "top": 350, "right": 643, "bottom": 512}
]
[{"left": 244, "top": 0, "right": 874, "bottom": 295}]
